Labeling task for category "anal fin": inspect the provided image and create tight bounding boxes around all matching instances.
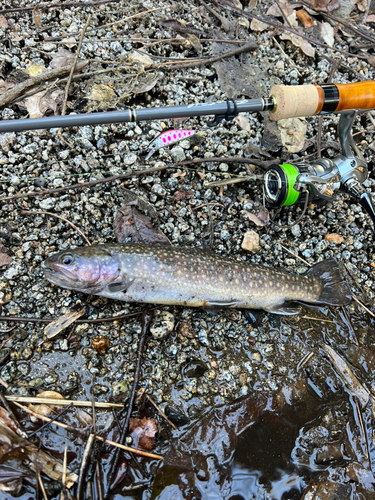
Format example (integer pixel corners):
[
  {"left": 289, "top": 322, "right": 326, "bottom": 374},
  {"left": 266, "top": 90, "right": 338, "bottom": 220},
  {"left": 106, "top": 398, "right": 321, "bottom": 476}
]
[
  {"left": 264, "top": 304, "right": 301, "bottom": 316},
  {"left": 202, "top": 300, "right": 239, "bottom": 314}
]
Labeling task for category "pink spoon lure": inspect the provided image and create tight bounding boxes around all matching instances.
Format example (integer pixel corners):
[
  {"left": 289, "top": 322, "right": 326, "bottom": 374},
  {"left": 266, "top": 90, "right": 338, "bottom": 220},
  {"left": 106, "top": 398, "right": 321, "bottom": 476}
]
[{"left": 145, "top": 129, "right": 195, "bottom": 160}]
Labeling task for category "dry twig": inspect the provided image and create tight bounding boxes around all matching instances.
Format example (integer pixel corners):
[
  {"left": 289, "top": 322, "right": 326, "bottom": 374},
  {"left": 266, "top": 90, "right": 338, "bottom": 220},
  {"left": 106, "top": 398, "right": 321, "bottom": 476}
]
[
  {"left": 105, "top": 309, "right": 153, "bottom": 497},
  {"left": 21, "top": 211, "right": 91, "bottom": 245},
  {"left": 0, "top": 164, "right": 170, "bottom": 203},
  {"left": 146, "top": 394, "right": 178, "bottom": 431},
  {"left": 57, "top": 13, "right": 92, "bottom": 147},
  {"left": 0, "top": 62, "right": 88, "bottom": 109}
]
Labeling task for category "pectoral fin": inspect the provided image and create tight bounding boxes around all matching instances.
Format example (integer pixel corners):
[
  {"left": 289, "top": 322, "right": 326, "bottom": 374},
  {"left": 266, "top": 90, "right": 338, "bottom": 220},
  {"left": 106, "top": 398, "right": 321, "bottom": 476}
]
[
  {"left": 107, "top": 280, "right": 134, "bottom": 293},
  {"left": 264, "top": 304, "right": 301, "bottom": 316}
]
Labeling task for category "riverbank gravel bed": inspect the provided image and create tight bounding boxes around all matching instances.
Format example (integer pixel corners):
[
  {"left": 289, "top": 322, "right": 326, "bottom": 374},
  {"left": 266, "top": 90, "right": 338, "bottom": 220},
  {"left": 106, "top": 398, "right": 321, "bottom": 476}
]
[{"left": 0, "top": 0, "right": 375, "bottom": 455}]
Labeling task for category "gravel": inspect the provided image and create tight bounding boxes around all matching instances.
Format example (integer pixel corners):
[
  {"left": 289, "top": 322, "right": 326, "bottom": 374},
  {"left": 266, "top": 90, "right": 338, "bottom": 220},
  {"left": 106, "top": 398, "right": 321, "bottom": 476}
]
[{"left": 0, "top": 0, "right": 374, "bottom": 487}]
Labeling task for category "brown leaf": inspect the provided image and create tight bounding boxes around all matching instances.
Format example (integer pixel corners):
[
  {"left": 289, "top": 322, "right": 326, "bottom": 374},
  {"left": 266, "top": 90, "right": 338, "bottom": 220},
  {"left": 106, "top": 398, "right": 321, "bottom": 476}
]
[
  {"left": 296, "top": 9, "right": 314, "bottom": 27},
  {"left": 44, "top": 308, "right": 85, "bottom": 339},
  {"left": 158, "top": 19, "right": 204, "bottom": 36},
  {"left": 115, "top": 206, "right": 171, "bottom": 246},
  {"left": 0, "top": 15, "right": 8, "bottom": 28},
  {"left": 234, "top": 114, "right": 251, "bottom": 132},
  {"left": 91, "top": 336, "right": 109, "bottom": 355},
  {"left": 61, "top": 37, "right": 77, "bottom": 49},
  {"left": 280, "top": 31, "right": 315, "bottom": 57},
  {"left": 134, "top": 73, "right": 159, "bottom": 95},
  {"left": 325, "top": 233, "right": 343, "bottom": 244},
  {"left": 309, "top": 0, "right": 340, "bottom": 11},
  {"left": 187, "top": 34, "right": 203, "bottom": 54},
  {"left": 174, "top": 189, "right": 194, "bottom": 201},
  {"left": 129, "top": 417, "right": 157, "bottom": 451},
  {"left": 32, "top": 7, "right": 42, "bottom": 28},
  {"left": 49, "top": 49, "right": 75, "bottom": 70},
  {"left": 0, "top": 243, "right": 12, "bottom": 267},
  {"left": 267, "top": 1, "right": 295, "bottom": 17},
  {"left": 114, "top": 188, "right": 171, "bottom": 245},
  {"left": 320, "top": 21, "right": 335, "bottom": 47},
  {"left": 0, "top": 408, "right": 18, "bottom": 433},
  {"left": 247, "top": 206, "right": 270, "bottom": 226},
  {"left": 0, "top": 79, "right": 15, "bottom": 96}
]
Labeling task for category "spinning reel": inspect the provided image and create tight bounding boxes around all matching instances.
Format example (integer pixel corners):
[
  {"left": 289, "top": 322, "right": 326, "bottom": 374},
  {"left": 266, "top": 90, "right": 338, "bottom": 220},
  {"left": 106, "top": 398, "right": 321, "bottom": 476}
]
[{"left": 263, "top": 110, "right": 375, "bottom": 227}]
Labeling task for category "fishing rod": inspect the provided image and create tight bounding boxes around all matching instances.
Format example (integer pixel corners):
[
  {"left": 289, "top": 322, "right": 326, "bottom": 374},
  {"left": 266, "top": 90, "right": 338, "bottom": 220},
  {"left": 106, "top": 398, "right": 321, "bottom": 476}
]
[
  {"left": 0, "top": 82, "right": 374, "bottom": 132},
  {"left": 1, "top": 81, "right": 375, "bottom": 228}
]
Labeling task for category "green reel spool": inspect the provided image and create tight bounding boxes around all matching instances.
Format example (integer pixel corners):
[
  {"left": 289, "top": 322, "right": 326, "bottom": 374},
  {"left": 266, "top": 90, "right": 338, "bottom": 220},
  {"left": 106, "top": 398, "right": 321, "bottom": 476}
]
[{"left": 264, "top": 163, "right": 301, "bottom": 207}]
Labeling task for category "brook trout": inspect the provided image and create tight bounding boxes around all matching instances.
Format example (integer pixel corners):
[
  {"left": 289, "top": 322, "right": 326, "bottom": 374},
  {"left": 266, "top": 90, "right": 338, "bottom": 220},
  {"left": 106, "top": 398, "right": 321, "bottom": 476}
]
[{"left": 44, "top": 244, "right": 351, "bottom": 315}]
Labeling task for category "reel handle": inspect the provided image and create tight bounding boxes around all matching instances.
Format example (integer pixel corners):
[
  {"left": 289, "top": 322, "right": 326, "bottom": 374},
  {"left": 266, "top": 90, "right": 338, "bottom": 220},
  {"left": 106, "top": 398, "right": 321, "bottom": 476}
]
[
  {"left": 343, "top": 179, "right": 375, "bottom": 229},
  {"left": 269, "top": 81, "right": 375, "bottom": 121}
]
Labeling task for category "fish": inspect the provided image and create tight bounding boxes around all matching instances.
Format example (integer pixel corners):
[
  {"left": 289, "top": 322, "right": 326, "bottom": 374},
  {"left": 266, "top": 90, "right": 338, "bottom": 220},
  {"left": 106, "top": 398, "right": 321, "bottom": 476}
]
[
  {"left": 144, "top": 129, "right": 195, "bottom": 160},
  {"left": 43, "top": 244, "right": 351, "bottom": 315}
]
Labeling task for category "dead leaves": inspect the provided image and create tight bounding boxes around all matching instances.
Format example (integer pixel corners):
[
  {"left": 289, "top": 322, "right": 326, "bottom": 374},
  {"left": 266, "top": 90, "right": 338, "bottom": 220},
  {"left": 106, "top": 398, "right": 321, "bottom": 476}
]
[
  {"left": 24, "top": 89, "right": 63, "bottom": 119},
  {"left": 44, "top": 308, "right": 85, "bottom": 339},
  {"left": 309, "top": 0, "right": 341, "bottom": 11},
  {"left": 87, "top": 83, "right": 116, "bottom": 104},
  {"left": 0, "top": 243, "right": 12, "bottom": 267},
  {"left": 129, "top": 417, "right": 157, "bottom": 451},
  {"left": 114, "top": 189, "right": 171, "bottom": 246},
  {"left": 320, "top": 21, "right": 335, "bottom": 46},
  {"left": 279, "top": 31, "right": 315, "bottom": 58},
  {"left": 278, "top": 117, "right": 306, "bottom": 153}
]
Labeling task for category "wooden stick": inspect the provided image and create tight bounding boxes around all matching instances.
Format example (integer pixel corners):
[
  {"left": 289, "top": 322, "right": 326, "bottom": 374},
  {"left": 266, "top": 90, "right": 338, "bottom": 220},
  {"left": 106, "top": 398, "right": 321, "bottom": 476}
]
[
  {"left": 0, "top": 62, "right": 87, "bottom": 109},
  {"left": 6, "top": 396, "right": 123, "bottom": 408},
  {"left": 95, "top": 436, "right": 162, "bottom": 460}
]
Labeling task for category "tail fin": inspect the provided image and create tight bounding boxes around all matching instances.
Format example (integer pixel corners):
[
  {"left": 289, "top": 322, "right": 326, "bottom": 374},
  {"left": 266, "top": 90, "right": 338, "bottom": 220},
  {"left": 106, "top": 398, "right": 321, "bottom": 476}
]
[{"left": 305, "top": 258, "right": 351, "bottom": 306}]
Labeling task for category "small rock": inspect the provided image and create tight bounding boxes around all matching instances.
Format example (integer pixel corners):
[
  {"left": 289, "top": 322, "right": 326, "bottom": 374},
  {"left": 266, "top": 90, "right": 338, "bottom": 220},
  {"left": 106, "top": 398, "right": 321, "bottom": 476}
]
[
  {"left": 39, "top": 197, "right": 56, "bottom": 210},
  {"left": 123, "top": 153, "right": 137, "bottom": 165},
  {"left": 170, "top": 146, "right": 186, "bottom": 162},
  {"left": 241, "top": 231, "right": 261, "bottom": 253},
  {"left": 0, "top": 132, "right": 16, "bottom": 152},
  {"left": 178, "top": 321, "right": 195, "bottom": 338},
  {"left": 315, "top": 240, "right": 329, "bottom": 254},
  {"left": 150, "top": 311, "right": 175, "bottom": 339},
  {"left": 325, "top": 233, "right": 343, "bottom": 245},
  {"left": 151, "top": 184, "right": 167, "bottom": 197},
  {"left": 291, "top": 224, "right": 301, "bottom": 237},
  {"left": 42, "top": 42, "right": 57, "bottom": 51},
  {"left": 165, "top": 406, "right": 189, "bottom": 426},
  {"left": 182, "top": 360, "right": 208, "bottom": 378}
]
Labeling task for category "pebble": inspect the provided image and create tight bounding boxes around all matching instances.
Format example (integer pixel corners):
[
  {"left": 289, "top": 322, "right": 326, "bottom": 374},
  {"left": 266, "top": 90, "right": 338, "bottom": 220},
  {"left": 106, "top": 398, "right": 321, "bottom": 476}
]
[
  {"left": 241, "top": 231, "right": 261, "bottom": 253},
  {"left": 170, "top": 146, "right": 186, "bottom": 162},
  {"left": 150, "top": 311, "right": 175, "bottom": 340},
  {"left": 39, "top": 198, "right": 56, "bottom": 210}
]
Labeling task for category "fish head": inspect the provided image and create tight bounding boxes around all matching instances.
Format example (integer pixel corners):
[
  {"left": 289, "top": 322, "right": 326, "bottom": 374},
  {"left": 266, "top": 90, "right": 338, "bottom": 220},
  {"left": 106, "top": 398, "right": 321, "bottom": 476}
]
[{"left": 44, "top": 246, "right": 120, "bottom": 293}]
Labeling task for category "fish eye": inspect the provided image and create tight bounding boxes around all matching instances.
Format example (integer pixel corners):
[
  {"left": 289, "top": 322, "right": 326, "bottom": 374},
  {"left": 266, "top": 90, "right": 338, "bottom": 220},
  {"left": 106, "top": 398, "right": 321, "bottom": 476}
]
[{"left": 61, "top": 254, "right": 74, "bottom": 265}]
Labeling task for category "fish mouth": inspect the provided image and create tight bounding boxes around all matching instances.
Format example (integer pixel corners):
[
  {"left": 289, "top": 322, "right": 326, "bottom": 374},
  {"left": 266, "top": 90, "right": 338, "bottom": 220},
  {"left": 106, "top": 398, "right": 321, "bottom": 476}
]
[{"left": 43, "top": 263, "right": 78, "bottom": 283}]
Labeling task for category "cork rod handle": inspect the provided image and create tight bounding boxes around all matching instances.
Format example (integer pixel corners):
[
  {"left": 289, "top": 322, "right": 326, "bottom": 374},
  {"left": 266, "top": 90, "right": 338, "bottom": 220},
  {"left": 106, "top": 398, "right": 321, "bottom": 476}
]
[{"left": 269, "top": 81, "right": 375, "bottom": 121}]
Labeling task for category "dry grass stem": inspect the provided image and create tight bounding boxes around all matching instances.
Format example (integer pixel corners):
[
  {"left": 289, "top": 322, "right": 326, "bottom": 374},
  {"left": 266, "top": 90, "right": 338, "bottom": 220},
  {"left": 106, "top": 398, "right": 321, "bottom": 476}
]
[
  {"left": 279, "top": 244, "right": 311, "bottom": 267},
  {"left": 6, "top": 396, "right": 123, "bottom": 408},
  {"left": 146, "top": 395, "right": 178, "bottom": 431},
  {"left": 21, "top": 210, "right": 91, "bottom": 245},
  {"left": 95, "top": 435, "right": 163, "bottom": 460},
  {"left": 352, "top": 295, "right": 375, "bottom": 318}
]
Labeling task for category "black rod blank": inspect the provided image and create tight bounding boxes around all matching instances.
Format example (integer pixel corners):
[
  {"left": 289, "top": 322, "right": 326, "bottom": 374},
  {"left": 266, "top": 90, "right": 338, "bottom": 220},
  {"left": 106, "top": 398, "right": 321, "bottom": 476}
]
[{"left": 0, "top": 98, "right": 274, "bottom": 133}]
